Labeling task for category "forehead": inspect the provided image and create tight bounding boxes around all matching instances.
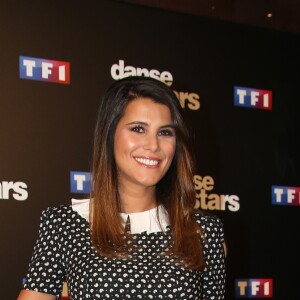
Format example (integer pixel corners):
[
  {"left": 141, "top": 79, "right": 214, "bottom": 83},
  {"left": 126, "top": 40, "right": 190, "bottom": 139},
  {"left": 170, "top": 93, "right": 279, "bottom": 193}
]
[{"left": 121, "top": 98, "right": 173, "bottom": 122}]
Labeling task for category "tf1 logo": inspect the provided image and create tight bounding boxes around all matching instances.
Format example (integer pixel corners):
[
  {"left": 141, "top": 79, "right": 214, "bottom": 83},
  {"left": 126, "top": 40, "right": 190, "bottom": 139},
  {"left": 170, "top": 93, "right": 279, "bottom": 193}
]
[
  {"left": 272, "top": 185, "right": 300, "bottom": 206},
  {"left": 235, "top": 279, "right": 273, "bottom": 298},
  {"left": 234, "top": 86, "right": 272, "bottom": 110},
  {"left": 70, "top": 171, "right": 91, "bottom": 194},
  {"left": 19, "top": 56, "right": 70, "bottom": 84}
]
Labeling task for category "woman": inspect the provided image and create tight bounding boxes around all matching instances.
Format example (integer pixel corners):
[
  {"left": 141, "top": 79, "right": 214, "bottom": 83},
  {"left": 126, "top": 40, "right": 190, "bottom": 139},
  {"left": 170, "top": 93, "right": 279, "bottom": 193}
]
[{"left": 18, "top": 77, "right": 226, "bottom": 299}]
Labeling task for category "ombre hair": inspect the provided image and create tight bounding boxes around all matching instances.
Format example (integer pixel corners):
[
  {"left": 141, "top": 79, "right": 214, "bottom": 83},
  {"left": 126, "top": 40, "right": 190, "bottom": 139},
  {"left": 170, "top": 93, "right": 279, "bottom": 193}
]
[{"left": 91, "top": 76, "right": 205, "bottom": 270}]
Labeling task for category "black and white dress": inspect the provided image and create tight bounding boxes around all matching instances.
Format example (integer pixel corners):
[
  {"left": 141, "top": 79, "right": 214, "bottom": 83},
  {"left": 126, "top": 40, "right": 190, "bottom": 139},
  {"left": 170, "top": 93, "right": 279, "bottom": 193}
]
[{"left": 23, "top": 199, "right": 226, "bottom": 299}]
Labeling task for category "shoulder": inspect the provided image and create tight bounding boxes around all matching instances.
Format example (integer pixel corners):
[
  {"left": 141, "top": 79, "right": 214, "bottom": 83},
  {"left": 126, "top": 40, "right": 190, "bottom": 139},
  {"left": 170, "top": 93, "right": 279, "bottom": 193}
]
[
  {"left": 38, "top": 204, "right": 75, "bottom": 225},
  {"left": 192, "top": 209, "right": 225, "bottom": 243},
  {"left": 39, "top": 202, "right": 90, "bottom": 227},
  {"left": 41, "top": 204, "right": 72, "bottom": 217}
]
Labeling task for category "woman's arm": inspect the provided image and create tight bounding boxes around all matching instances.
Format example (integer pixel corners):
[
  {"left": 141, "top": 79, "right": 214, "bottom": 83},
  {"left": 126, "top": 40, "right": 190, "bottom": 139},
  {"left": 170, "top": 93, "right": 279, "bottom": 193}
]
[
  {"left": 223, "top": 241, "right": 227, "bottom": 257},
  {"left": 17, "top": 290, "right": 56, "bottom": 300}
]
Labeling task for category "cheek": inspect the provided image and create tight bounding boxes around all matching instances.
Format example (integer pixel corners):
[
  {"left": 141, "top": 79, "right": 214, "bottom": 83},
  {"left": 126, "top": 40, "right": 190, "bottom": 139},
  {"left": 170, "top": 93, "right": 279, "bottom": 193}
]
[
  {"left": 164, "top": 141, "right": 176, "bottom": 160},
  {"left": 127, "top": 139, "right": 139, "bottom": 149},
  {"left": 114, "top": 132, "right": 141, "bottom": 156}
]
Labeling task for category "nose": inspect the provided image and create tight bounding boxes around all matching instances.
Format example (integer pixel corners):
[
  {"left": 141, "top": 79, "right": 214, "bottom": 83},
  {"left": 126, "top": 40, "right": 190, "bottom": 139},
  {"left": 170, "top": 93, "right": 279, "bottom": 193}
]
[{"left": 143, "top": 133, "right": 159, "bottom": 152}]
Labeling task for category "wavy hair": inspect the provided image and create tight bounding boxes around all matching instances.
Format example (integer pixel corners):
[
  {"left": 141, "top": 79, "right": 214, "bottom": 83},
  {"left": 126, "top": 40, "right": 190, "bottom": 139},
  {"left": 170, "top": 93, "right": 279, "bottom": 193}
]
[{"left": 91, "top": 76, "right": 205, "bottom": 270}]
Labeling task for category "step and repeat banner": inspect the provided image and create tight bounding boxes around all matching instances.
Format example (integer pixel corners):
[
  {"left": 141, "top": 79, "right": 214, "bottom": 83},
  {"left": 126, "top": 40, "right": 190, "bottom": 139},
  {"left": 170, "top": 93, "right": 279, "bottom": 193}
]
[{"left": 0, "top": 1, "right": 299, "bottom": 299}]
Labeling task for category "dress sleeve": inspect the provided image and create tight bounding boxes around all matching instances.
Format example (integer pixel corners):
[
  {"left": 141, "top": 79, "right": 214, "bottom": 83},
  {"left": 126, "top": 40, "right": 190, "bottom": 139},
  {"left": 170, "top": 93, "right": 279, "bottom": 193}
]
[
  {"left": 23, "top": 207, "right": 66, "bottom": 297},
  {"left": 200, "top": 214, "right": 226, "bottom": 299}
]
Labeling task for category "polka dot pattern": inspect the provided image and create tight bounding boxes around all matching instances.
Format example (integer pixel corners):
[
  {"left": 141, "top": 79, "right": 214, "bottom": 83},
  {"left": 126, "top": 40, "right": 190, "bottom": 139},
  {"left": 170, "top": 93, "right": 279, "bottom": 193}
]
[{"left": 23, "top": 206, "right": 225, "bottom": 299}]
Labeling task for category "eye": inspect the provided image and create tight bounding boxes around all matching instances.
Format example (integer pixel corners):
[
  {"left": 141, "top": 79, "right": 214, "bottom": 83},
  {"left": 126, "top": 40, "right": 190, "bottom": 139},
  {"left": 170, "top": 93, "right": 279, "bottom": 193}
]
[
  {"left": 130, "top": 125, "right": 145, "bottom": 133},
  {"left": 158, "top": 129, "right": 175, "bottom": 137}
]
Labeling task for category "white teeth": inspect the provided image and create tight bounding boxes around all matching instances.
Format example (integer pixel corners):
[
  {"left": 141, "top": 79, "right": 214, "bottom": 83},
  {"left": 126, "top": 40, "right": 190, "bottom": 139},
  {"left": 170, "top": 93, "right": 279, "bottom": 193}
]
[{"left": 135, "top": 157, "right": 159, "bottom": 166}]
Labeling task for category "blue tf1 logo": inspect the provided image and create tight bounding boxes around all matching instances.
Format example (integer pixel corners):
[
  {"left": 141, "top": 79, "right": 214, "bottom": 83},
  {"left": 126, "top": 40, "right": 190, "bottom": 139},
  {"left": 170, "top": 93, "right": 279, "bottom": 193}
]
[
  {"left": 235, "top": 278, "right": 273, "bottom": 298},
  {"left": 19, "top": 56, "right": 70, "bottom": 84},
  {"left": 272, "top": 185, "right": 300, "bottom": 206},
  {"left": 234, "top": 86, "right": 272, "bottom": 110},
  {"left": 70, "top": 171, "right": 91, "bottom": 193}
]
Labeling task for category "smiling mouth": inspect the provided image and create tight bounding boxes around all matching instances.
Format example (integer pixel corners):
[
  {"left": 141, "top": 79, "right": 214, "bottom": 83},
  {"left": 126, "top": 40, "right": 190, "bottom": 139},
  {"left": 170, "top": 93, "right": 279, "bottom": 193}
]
[{"left": 134, "top": 157, "right": 160, "bottom": 167}]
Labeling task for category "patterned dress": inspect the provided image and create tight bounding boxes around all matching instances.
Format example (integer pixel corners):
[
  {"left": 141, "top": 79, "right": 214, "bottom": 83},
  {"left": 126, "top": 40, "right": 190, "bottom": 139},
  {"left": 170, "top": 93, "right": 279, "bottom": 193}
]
[{"left": 23, "top": 201, "right": 226, "bottom": 299}]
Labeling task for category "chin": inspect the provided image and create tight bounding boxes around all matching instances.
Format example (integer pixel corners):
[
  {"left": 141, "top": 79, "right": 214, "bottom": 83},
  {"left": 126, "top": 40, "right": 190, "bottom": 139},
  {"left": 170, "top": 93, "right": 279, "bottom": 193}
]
[{"left": 138, "top": 179, "right": 160, "bottom": 188}]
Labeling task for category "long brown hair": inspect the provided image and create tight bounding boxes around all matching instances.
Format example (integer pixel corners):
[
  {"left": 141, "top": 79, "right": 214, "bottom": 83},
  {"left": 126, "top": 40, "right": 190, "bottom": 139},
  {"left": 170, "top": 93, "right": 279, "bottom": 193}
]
[{"left": 91, "top": 76, "right": 205, "bottom": 270}]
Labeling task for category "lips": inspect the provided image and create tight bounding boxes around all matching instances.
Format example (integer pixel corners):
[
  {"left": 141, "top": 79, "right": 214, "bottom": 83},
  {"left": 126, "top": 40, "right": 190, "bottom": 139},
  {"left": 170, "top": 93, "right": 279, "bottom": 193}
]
[{"left": 134, "top": 156, "right": 160, "bottom": 167}]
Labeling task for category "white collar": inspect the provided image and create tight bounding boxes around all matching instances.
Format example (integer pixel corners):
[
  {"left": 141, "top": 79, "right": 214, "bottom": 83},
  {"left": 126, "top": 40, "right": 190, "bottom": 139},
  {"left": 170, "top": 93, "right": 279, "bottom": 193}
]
[
  {"left": 119, "top": 205, "right": 169, "bottom": 234},
  {"left": 71, "top": 198, "right": 170, "bottom": 234},
  {"left": 71, "top": 198, "right": 90, "bottom": 221}
]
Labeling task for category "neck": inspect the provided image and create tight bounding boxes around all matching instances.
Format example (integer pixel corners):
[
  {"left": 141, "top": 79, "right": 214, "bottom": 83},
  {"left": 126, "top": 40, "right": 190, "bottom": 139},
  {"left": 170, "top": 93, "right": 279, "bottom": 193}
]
[{"left": 118, "top": 184, "right": 157, "bottom": 214}]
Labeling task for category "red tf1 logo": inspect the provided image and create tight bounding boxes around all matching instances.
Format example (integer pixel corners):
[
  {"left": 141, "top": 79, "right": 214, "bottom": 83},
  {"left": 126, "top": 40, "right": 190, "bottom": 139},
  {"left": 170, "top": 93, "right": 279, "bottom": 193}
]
[
  {"left": 235, "top": 278, "right": 273, "bottom": 298},
  {"left": 234, "top": 86, "right": 272, "bottom": 110},
  {"left": 19, "top": 56, "right": 70, "bottom": 84}
]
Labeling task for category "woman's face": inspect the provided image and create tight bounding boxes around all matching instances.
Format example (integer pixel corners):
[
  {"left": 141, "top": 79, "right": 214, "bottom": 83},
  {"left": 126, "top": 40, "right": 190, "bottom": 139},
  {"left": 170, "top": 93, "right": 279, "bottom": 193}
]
[{"left": 114, "top": 98, "right": 176, "bottom": 191}]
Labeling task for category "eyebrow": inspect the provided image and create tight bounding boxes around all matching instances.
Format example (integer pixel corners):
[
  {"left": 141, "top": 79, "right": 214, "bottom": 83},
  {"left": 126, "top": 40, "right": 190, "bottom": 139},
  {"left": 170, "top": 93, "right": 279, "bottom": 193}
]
[{"left": 125, "top": 121, "right": 175, "bottom": 129}]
